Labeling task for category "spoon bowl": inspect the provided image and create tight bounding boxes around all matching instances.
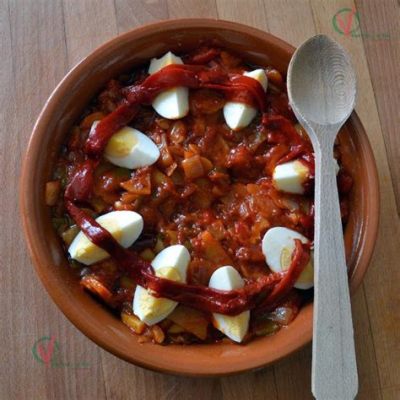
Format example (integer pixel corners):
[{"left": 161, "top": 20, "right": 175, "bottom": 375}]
[{"left": 288, "top": 35, "right": 356, "bottom": 128}]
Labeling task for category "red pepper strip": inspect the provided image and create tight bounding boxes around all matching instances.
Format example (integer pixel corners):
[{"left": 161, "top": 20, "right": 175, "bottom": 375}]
[
  {"left": 66, "top": 202, "right": 310, "bottom": 316},
  {"left": 277, "top": 144, "right": 306, "bottom": 165},
  {"left": 197, "top": 73, "right": 266, "bottom": 110},
  {"left": 264, "top": 144, "right": 290, "bottom": 176},
  {"left": 66, "top": 200, "right": 130, "bottom": 259},
  {"left": 123, "top": 64, "right": 266, "bottom": 111},
  {"left": 225, "top": 74, "right": 266, "bottom": 111},
  {"left": 255, "top": 239, "right": 310, "bottom": 314},
  {"left": 300, "top": 204, "right": 315, "bottom": 240},
  {"left": 184, "top": 47, "right": 220, "bottom": 64},
  {"left": 140, "top": 268, "right": 281, "bottom": 316},
  {"left": 262, "top": 114, "right": 304, "bottom": 147},
  {"left": 66, "top": 102, "right": 138, "bottom": 202},
  {"left": 65, "top": 159, "right": 97, "bottom": 202},
  {"left": 262, "top": 114, "right": 314, "bottom": 172},
  {"left": 85, "top": 101, "right": 139, "bottom": 157},
  {"left": 123, "top": 66, "right": 200, "bottom": 105}
]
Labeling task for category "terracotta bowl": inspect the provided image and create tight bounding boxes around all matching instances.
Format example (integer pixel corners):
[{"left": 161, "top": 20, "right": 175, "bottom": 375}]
[{"left": 20, "top": 19, "right": 379, "bottom": 376}]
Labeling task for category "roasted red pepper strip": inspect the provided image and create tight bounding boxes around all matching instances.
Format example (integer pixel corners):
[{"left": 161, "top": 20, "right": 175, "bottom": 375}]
[
  {"left": 123, "top": 64, "right": 266, "bottom": 111},
  {"left": 123, "top": 65, "right": 201, "bottom": 105},
  {"left": 140, "top": 268, "right": 281, "bottom": 316},
  {"left": 66, "top": 102, "right": 138, "bottom": 202},
  {"left": 262, "top": 114, "right": 314, "bottom": 172},
  {"left": 255, "top": 239, "right": 310, "bottom": 313},
  {"left": 85, "top": 101, "right": 139, "bottom": 157},
  {"left": 65, "top": 159, "right": 97, "bottom": 202},
  {"left": 185, "top": 47, "right": 220, "bottom": 64},
  {"left": 262, "top": 114, "right": 304, "bottom": 147},
  {"left": 224, "top": 74, "right": 266, "bottom": 110},
  {"left": 66, "top": 201, "right": 128, "bottom": 259},
  {"left": 66, "top": 202, "right": 310, "bottom": 316}
]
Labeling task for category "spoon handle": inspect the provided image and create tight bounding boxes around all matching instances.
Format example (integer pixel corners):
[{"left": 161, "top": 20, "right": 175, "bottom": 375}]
[{"left": 311, "top": 132, "right": 358, "bottom": 400}]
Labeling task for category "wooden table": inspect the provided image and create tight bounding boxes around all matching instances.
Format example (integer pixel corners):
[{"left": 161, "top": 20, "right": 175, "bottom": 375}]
[{"left": 1, "top": 1, "right": 399, "bottom": 399}]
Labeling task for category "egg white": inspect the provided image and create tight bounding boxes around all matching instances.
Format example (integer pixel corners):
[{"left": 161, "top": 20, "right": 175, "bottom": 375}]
[
  {"left": 104, "top": 126, "right": 160, "bottom": 169},
  {"left": 262, "top": 227, "right": 314, "bottom": 289},
  {"left": 148, "top": 52, "right": 189, "bottom": 120},
  {"left": 133, "top": 245, "right": 190, "bottom": 325},
  {"left": 209, "top": 266, "right": 250, "bottom": 343},
  {"left": 223, "top": 68, "right": 268, "bottom": 130},
  {"left": 68, "top": 210, "right": 143, "bottom": 266}
]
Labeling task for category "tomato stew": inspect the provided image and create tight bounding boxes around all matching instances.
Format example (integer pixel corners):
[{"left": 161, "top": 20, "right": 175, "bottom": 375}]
[{"left": 48, "top": 47, "right": 352, "bottom": 344}]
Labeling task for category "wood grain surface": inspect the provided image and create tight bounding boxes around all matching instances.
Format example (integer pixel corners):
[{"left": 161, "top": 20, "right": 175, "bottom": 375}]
[{"left": 1, "top": 0, "right": 399, "bottom": 399}]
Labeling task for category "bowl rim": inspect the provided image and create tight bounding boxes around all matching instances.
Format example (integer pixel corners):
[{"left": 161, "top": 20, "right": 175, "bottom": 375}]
[{"left": 20, "top": 18, "right": 380, "bottom": 376}]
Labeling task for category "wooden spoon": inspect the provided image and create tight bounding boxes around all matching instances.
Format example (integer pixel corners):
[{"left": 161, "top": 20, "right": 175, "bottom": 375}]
[{"left": 287, "top": 35, "right": 358, "bottom": 399}]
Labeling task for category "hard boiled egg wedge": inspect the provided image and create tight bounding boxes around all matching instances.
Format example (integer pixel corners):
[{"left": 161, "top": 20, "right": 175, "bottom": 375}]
[
  {"left": 148, "top": 51, "right": 183, "bottom": 74},
  {"left": 272, "top": 160, "right": 310, "bottom": 195},
  {"left": 333, "top": 157, "right": 340, "bottom": 174},
  {"left": 209, "top": 266, "right": 250, "bottom": 343},
  {"left": 133, "top": 245, "right": 190, "bottom": 326},
  {"left": 68, "top": 211, "right": 143, "bottom": 266},
  {"left": 262, "top": 227, "right": 314, "bottom": 289},
  {"left": 103, "top": 126, "right": 160, "bottom": 169},
  {"left": 223, "top": 69, "right": 268, "bottom": 130},
  {"left": 273, "top": 158, "right": 340, "bottom": 195},
  {"left": 148, "top": 52, "right": 189, "bottom": 120}
]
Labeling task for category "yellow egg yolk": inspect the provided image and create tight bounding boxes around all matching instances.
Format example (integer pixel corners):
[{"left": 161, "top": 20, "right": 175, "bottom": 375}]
[{"left": 105, "top": 128, "right": 137, "bottom": 158}]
